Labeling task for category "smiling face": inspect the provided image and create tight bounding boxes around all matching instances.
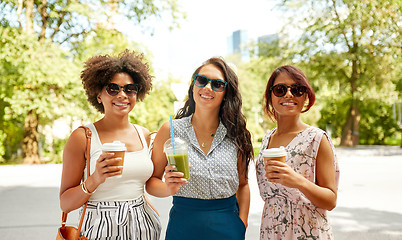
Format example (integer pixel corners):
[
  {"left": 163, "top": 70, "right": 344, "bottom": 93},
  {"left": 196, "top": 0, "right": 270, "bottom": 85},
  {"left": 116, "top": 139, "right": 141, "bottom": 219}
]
[
  {"left": 97, "top": 72, "right": 136, "bottom": 117},
  {"left": 271, "top": 72, "right": 306, "bottom": 118},
  {"left": 192, "top": 64, "right": 226, "bottom": 111}
]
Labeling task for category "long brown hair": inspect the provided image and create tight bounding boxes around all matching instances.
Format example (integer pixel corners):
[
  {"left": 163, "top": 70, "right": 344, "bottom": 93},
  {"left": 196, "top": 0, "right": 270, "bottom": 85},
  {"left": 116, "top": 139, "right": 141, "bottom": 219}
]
[{"left": 176, "top": 57, "right": 253, "bottom": 177}]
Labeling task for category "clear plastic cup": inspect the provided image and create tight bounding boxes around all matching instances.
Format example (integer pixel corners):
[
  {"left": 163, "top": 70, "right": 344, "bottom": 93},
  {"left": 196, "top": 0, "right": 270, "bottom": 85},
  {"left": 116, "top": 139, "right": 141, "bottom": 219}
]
[{"left": 163, "top": 137, "right": 190, "bottom": 180}]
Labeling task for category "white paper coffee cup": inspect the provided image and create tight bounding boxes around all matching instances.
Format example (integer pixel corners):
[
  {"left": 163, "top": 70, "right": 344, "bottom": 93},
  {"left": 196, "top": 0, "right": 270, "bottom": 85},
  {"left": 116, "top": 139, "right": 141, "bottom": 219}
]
[
  {"left": 101, "top": 141, "right": 126, "bottom": 176},
  {"left": 263, "top": 146, "right": 287, "bottom": 163}
]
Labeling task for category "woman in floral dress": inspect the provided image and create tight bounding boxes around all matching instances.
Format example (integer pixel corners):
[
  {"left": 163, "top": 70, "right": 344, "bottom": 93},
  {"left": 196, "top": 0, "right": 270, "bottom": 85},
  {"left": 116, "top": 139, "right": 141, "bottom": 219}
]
[{"left": 256, "top": 65, "right": 340, "bottom": 239}]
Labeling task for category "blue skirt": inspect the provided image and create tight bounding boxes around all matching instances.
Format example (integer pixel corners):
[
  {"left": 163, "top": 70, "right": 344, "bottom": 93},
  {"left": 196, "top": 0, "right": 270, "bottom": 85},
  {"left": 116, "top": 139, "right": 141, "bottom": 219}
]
[{"left": 165, "top": 195, "right": 246, "bottom": 240}]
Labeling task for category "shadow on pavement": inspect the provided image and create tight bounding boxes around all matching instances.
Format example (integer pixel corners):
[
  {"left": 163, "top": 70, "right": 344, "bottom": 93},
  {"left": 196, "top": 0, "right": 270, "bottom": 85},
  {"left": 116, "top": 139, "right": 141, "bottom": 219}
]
[{"left": 331, "top": 206, "right": 402, "bottom": 239}]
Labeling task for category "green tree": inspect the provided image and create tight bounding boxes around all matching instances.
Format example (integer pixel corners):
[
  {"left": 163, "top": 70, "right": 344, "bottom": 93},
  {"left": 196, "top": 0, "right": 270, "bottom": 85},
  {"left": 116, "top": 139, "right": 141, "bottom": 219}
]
[
  {"left": 131, "top": 79, "right": 177, "bottom": 133},
  {"left": 0, "top": 0, "right": 184, "bottom": 163},
  {"left": 0, "top": 26, "right": 81, "bottom": 163},
  {"left": 278, "top": 0, "right": 402, "bottom": 146},
  {"left": 393, "top": 57, "right": 402, "bottom": 147},
  {"left": 237, "top": 57, "right": 279, "bottom": 142},
  {"left": 0, "top": 0, "right": 183, "bottom": 47}
]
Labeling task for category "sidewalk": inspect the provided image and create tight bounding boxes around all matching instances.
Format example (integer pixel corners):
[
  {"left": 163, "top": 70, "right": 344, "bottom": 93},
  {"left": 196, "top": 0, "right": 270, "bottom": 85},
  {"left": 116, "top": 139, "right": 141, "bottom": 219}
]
[
  {"left": 0, "top": 146, "right": 401, "bottom": 239},
  {"left": 329, "top": 146, "right": 402, "bottom": 239}
]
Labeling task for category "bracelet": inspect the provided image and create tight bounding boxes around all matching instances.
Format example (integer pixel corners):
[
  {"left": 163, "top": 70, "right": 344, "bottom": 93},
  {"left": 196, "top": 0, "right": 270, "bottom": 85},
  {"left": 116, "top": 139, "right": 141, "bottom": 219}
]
[{"left": 81, "top": 181, "right": 96, "bottom": 195}]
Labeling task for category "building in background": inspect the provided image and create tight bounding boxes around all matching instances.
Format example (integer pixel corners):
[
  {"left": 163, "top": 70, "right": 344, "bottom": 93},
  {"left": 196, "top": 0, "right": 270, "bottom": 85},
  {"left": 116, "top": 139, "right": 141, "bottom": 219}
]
[
  {"left": 227, "top": 29, "right": 250, "bottom": 62},
  {"left": 227, "top": 30, "right": 281, "bottom": 61}
]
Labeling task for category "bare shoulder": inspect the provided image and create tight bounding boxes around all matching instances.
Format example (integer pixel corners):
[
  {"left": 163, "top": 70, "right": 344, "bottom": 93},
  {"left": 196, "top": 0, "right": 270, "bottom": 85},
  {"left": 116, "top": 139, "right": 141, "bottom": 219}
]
[
  {"left": 159, "top": 121, "right": 171, "bottom": 132},
  {"left": 318, "top": 133, "right": 333, "bottom": 155},
  {"left": 60, "top": 127, "right": 89, "bottom": 196},
  {"left": 65, "top": 127, "right": 87, "bottom": 151},
  {"left": 153, "top": 122, "right": 171, "bottom": 146}
]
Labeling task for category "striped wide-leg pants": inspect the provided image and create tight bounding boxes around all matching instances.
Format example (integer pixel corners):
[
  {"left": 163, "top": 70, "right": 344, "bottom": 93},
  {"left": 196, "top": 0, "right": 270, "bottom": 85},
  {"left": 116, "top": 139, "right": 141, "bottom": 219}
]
[{"left": 79, "top": 196, "right": 161, "bottom": 240}]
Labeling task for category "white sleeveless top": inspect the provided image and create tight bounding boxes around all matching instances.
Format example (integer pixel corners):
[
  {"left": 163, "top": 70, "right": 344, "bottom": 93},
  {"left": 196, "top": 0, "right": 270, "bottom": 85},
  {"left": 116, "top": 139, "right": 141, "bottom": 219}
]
[{"left": 83, "top": 123, "right": 154, "bottom": 202}]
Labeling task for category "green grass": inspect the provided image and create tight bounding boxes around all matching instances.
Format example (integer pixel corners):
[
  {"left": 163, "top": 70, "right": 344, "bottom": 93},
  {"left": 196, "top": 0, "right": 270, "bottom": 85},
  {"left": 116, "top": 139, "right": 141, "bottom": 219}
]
[{"left": 253, "top": 146, "right": 260, "bottom": 156}]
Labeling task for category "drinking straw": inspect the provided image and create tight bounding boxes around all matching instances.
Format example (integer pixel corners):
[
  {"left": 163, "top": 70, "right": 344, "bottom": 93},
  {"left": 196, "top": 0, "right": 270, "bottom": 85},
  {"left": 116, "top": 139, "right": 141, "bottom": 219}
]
[{"left": 170, "top": 115, "right": 175, "bottom": 154}]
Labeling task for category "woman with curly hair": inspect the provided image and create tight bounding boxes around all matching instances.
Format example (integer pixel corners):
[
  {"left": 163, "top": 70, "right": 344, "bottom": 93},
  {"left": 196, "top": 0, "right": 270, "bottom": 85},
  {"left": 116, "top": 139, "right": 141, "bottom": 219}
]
[
  {"left": 146, "top": 57, "right": 253, "bottom": 240},
  {"left": 59, "top": 49, "right": 161, "bottom": 239}
]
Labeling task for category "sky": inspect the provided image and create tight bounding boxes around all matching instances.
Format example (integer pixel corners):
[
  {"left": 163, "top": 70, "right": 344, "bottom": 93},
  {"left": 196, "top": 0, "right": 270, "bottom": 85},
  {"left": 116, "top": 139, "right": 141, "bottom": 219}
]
[{"left": 119, "top": 0, "right": 282, "bottom": 83}]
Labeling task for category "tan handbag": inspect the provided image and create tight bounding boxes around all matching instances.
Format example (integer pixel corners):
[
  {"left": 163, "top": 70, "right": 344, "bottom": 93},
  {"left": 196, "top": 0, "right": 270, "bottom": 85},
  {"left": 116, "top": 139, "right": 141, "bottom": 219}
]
[{"left": 57, "top": 126, "right": 92, "bottom": 240}]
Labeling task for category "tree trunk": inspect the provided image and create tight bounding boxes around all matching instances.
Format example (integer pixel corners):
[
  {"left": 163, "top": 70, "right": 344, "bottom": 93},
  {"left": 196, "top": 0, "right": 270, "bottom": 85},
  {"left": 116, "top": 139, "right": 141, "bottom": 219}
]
[
  {"left": 17, "top": 0, "right": 23, "bottom": 28},
  {"left": 400, "top": 128, "right": 402, "bottom": 148},
  {"left": 340, "top": 101, "right": 360, "bottom": 147},
  {"left": 22, "top": 110, "right": 41, "bottom": 164},
  {"left": 39, "top": 0, "right": 48, "bottom": 42},
  {"left": 340, "top": 43, "right": 360, "bottom": 147},
  {"left": 25, "top": 0, "right": 34, "bottom": 34}
]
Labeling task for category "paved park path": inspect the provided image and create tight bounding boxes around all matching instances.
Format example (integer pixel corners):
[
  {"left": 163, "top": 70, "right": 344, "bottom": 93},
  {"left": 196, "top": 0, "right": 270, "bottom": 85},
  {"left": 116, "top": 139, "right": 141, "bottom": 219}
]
[{"left": 0, "top": 146, "right": 401, "bottom": 239}]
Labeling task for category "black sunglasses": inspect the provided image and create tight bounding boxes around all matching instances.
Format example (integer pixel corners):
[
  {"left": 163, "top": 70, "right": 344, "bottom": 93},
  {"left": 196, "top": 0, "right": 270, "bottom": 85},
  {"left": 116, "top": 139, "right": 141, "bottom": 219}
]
[
  {"left": 193, "top": 74, "right": 227, "bottom": 92},
  {"left": 105, "top": 83, "right": 139, "bottom": 97},
  {"left": 270, "top": 84, "right": 307, "bottom": 97}
]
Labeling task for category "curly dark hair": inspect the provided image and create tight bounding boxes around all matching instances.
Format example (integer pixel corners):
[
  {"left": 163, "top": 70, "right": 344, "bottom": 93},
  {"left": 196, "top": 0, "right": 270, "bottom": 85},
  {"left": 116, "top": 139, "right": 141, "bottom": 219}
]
[
  {"left": 175, "top": 57, "right": 254, "bottom": 178},
  {"left": 263, "top": 65, "right": 316, "bottom": 122},
  {"left": 81, "top": 49, "right": 153, "bottom": 113}
]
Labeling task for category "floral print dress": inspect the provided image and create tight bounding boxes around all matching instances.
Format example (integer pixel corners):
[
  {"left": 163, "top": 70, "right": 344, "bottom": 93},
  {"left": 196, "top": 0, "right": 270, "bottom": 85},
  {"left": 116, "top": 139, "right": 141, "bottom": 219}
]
[{"left": 256, "top": 126, "right": 340, "bottom": 240}]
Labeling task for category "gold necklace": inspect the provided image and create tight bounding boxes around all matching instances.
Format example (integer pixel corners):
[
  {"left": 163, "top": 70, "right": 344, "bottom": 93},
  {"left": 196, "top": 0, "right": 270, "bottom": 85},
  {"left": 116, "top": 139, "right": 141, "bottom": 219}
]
[{"left": 201, "top": 133, "right": 215, "bottom": 148}]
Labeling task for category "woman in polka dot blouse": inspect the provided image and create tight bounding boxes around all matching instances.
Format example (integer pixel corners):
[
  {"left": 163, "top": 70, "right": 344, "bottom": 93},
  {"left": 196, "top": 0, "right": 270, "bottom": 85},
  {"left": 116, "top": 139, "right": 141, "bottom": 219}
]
[{"left": 146, "top": 57, "right": 254, "bottom": 240}]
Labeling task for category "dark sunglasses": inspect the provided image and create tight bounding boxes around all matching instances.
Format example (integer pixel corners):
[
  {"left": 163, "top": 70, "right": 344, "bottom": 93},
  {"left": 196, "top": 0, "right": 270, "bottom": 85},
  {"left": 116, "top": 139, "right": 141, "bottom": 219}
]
[
  {"left": 193, "top": 74, "right": 228, "bottom": 92},
  {"left": 105, "top": 83, "right": 139, "bottom": 97},
  {"left": 270, "top": 83, "right": 307, "bottom": 97}
]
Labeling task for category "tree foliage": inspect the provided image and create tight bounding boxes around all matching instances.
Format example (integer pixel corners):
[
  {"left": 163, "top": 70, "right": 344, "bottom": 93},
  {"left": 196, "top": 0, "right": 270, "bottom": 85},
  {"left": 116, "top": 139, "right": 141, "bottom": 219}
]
[
  {"left": 0, "top": 26, "right": 81, "bottom": 163},
  {"left": 0, "top": 0, "right": 184, "bottom": 46},
  {"left": 276, "top": 0, "right": 402, "bottom": 146},
  {"left": 131, "top": 80, "right": 176, "bottom": 133},
  {"left": 0, "top": 0, "right": 184, "bottom": 163}
]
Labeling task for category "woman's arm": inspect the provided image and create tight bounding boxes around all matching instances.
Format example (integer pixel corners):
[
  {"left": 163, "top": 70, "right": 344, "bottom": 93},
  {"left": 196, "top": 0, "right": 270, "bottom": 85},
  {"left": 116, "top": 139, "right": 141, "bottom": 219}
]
[
  {"left": 59, "top": 128, "right": 124, "bottom": 213},
  {"left": 146, "top": 122, "right": 188, "bottom": 198},
  {"left": 265, "top": 135, "right": 337, "bottom": 210},
  {"left": 236, "top": 153, "right": 250, "bottom": 228},
  {"left": 59, "top": 128, "right": 89, "bottom": 213}
]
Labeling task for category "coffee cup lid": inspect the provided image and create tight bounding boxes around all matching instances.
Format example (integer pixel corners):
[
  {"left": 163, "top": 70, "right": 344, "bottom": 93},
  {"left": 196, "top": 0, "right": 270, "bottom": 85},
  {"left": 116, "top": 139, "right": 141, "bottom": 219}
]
[
  {"left": 101, "top": 141, "right": 127, "bottom": 151},
  {"left": 262, "top": 146, "right": 286, "bottom": 157}
]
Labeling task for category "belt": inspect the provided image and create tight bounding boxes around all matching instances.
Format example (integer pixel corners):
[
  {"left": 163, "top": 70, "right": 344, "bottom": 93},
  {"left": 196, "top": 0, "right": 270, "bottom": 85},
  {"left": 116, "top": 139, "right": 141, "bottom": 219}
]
[{"left": 86, "top": 196, "right": 145, "bottom": 234}]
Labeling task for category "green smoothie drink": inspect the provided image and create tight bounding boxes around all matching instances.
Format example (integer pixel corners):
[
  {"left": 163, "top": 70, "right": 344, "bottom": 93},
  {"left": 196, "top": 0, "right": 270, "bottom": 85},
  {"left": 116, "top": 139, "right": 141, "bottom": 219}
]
[
  {"left": 164, "top": 137, "right": 190, "bottom": 180},
  {"left": 167, "top": 153, "right": 190, "bottom": 180}
]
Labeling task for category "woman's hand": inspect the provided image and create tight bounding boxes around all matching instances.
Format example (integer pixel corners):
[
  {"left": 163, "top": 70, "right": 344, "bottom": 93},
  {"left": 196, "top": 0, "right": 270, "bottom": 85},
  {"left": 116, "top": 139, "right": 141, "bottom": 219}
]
[
  {"left": 265, "top": 160, "right": 304, "bottom": 189},
  {"left": 89, "top": 152, "right": 124, "bottom": 187},
  {"left": 164, "top": 165, "right": 188, "bottom": 195}
]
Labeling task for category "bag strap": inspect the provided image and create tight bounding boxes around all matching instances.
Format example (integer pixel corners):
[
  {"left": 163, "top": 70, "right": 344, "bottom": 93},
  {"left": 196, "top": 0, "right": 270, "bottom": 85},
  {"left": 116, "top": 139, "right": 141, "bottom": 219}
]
[
  {"left": 61, "top": 126, "right": 92, "bottom": 238},
  {"left": 77, "top": 126, "right": 92, "bottom": 235}
]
